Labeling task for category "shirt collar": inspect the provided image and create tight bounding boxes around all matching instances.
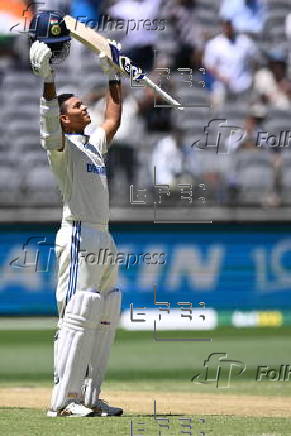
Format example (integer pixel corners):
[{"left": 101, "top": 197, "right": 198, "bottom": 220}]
[{"left": 65, "top": 133, "right": 90, "bottom": 145}]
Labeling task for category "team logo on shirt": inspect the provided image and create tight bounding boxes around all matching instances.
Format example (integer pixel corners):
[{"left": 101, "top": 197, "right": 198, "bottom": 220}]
[{"left": 86, "top": 163, "right": 106, "bottom": 175}]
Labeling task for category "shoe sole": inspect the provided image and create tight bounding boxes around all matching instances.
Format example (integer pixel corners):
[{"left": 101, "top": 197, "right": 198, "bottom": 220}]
[{"left": 47, "top": 410, "right": 95, "bottom": 417}]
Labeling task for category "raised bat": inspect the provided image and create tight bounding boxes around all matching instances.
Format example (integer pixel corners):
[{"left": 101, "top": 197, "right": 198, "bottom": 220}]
[{"left": 64, "top": 15, "right": 183, "bottom": 110}]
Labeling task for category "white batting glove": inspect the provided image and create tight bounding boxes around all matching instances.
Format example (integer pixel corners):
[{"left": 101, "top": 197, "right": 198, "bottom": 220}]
[{"left": 29, "top": 41, "right": 54, "bottom": 82}]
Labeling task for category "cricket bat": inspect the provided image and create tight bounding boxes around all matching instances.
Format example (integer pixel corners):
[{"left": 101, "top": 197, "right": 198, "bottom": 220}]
[{"left": 64, "top": 15, "right": 183, "bottom": 110}]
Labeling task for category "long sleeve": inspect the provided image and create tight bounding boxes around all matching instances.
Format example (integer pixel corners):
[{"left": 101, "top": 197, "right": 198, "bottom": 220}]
[{"left": 40, "top": 97, "right": 63, "bottom": 150}]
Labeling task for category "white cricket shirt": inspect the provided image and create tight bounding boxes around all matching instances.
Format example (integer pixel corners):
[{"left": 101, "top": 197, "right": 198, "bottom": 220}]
[{"left": 40, "top": 98, "right": 109, "bottom": 226}]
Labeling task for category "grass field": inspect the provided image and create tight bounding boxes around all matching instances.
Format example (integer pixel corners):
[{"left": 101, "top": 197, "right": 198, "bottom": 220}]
[{"left": 0, "top": 325, "right": 291, "bottom": 435}]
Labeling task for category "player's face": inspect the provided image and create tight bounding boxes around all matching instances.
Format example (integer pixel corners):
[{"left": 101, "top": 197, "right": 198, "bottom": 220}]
[
  {"left": 61, "top": 96, "right": 91, "bottom": 132},
  {"left": 222, "top": 20, "right": 234, "bottom": 39}
]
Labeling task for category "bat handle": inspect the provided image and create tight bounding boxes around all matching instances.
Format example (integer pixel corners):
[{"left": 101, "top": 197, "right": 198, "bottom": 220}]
[{"left": 142, "top": 76, "right": 184, "bottom": 110}]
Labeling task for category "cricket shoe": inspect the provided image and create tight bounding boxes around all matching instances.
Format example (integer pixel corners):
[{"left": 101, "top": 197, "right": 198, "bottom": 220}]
[
  {"left": 47, "top": 402, "right": 94, "bottom": 417},
  {"left": 91, "top": 398, "right": 123, "bottom": 416}
]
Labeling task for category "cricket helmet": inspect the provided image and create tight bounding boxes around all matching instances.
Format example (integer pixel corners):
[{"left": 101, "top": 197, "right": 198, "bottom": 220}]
[{"left": 28, "top": 10, "right": 71, "bottom": 63}]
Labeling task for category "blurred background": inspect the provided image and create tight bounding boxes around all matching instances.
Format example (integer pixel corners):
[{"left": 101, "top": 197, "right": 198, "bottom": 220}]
[
  {"left": 1, "top": 0, "right": 291, "bottom": 326},
  {"left": 1, "top": 3, "right": 291, "bottom": 413},
  {"left": 1, "top": 0, "right": 291, "bottom": 212}
]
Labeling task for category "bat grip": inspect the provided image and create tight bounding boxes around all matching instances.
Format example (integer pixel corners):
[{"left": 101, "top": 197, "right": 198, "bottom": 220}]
[{"left": 142, "top": 76, "right": 183, "bottom": 110}]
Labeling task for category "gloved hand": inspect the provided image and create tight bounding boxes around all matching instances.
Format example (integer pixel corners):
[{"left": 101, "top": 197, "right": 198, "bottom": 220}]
[
  {"left": 99, "top": 40, "right": 121, "bottom": 81},
  {"left": 119, "top": 56, "right": 144, "bottom": 81},
  {"left": 29, "top": 41, "right": 54, "bottom": 82}
]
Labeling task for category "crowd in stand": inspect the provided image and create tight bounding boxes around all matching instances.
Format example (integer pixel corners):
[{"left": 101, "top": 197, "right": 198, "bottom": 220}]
[{"left": 1, "top": 0, "right": 291, "bottom": 207}]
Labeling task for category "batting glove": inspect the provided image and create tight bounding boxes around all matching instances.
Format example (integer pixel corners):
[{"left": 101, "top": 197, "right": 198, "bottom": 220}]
[
  {"left": 29, "top": 41, "right": 54, "bottom": 83},
  {"left": 119, "top": 56, "right": 144, "bottom": 81},
  {"left": 99, "top": 39, "right": 121, "bottom": 81}
]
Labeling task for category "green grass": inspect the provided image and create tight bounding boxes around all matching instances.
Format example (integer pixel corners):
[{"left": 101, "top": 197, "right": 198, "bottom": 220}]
[
  {"left": 1, "top": 327, "right": 291, "bottom": 435},
  {"left": 1, "top": 327, "right": 291, "bottom": 391},
  {"left": 0, "top": 409, "right": 290, "bottom": 436}
]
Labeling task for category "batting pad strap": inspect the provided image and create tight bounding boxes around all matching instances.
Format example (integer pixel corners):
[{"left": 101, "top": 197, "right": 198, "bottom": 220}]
[{"left": 40, "top": 97, "right": 63, "bottom": 150}]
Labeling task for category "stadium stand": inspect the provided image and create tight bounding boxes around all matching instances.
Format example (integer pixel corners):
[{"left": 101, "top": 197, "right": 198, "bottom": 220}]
[{"left": 0, "top": 0, "right": 291, "bottom": 209}]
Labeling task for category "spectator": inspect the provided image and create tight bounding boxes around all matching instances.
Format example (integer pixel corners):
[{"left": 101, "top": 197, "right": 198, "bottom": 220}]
[
  {"left": 152, "top": 130, "right": 183, "bottom": 185},
  {"left": 108, "top": 0, "right": 161, "bottom": 71},
  {"left": 106, "top": 85, "right": 144, "bottom": 202},
  {"left": 204, "top": 19, "right": 258, "bottom": 108},
  {"left": 237, "top": 137, "right": 259, "bottom": 151},
  {"left": 227, "top": 106, "right": 266, "bottom": 152},
  {"left": 163, "top": 0, "right": 204, "bottom": 70},
  {"left": 139, "top": 85, "right": 173, "bottom": 132},
  {"left": 254, "top": 50, "right": 291, "bottom": 109},
  {"left": 220, "top": 0, "right": 266, "bottom": 35}
]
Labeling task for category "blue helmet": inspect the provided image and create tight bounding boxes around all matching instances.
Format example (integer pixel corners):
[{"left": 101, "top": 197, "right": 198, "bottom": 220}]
[{"left": 29, "top": 10, "right": 71, "bottom": 62}]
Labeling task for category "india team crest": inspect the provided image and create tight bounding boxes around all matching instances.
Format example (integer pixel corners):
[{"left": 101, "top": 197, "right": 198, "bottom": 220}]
[{"left": 51, "top": 24, "right": 61, "bottom": 36}]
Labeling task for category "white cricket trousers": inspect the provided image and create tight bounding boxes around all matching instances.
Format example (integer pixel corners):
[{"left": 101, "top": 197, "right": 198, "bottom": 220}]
[
  {"left": 51, "top": 220, "right": 120, "bottom": 410},
  {"left": 55, "top": 220, "right": 119, "bottom": 313}
]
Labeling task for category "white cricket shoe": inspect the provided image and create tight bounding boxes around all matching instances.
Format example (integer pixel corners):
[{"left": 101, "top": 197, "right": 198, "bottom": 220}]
[
  {"left": 47, "top": 402, "right": 94, "bottom": 417},
  {"left": 91, "top": 398, "right": 123, "bottom": 416}
]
